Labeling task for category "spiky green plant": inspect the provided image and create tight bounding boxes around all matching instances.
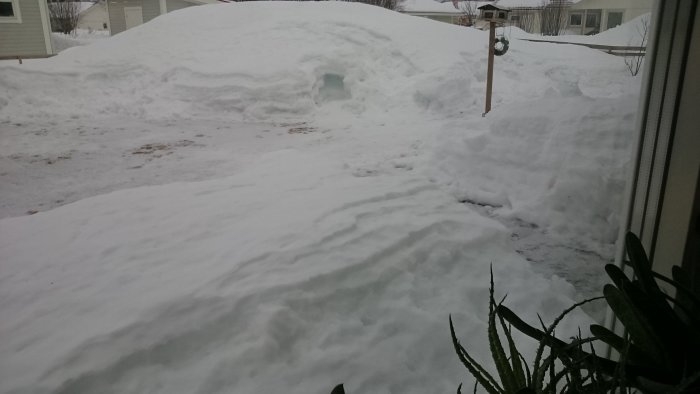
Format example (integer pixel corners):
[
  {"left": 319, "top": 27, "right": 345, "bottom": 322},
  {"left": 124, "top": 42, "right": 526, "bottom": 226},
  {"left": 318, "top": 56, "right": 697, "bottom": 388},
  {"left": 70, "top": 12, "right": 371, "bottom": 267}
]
[
  {"left": 449, "top": 267, "right": 604, "bottom": 394},
  {"left": 330, "top": 233, "right": 699, "bottom": 394},
  {"left": 495, "top": 232, "right": 700, "bottom": 393},
  {"left": 590, "top": 233, "right": 700, "bottom": 392}
]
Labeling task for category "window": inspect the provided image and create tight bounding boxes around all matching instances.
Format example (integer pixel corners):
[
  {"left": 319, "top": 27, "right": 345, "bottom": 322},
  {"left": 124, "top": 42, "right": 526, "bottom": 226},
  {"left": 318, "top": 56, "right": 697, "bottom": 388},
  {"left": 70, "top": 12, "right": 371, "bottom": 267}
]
[
  {"left": 510, "top": 15, "right": 520, "bottom": 22},
  {"left": 484, "top": 11, "right": 493, "bottom": 19},
  {"left": 498, "top": 12, "right": 506, "bottom": 19},
  {"left": 607, "top": 11, "right": 623, "bottom": 29},
  {"left": 0, "top": 0, "right": 21, "bottom": 22},
  {"left": 585, "top": 13, "right": 599, "bottom": 28},
  {"left": 569, "top": 13, "right": 582, "bottom": 26}
]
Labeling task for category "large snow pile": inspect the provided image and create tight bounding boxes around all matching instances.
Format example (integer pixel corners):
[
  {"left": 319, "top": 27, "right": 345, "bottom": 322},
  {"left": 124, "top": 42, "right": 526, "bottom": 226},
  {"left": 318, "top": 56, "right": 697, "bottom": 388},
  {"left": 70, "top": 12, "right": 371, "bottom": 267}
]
[
  {"left": 400, "top": 0, "right": 493, "bottom": 14},
  {"left": 400, "top": 0, "right": 463, "bottom": 13},
  {"left": 51, "top": 29, "right": 110, "bottom": 53},
  {"left": 2, "top": 2, "right": 482, "bottom": 122},
  {"left": 0, "top": 2, "right": 641, "bottom": 393},
  {"left": 585, "top": 13, "right": 652, "bottom": 46},
  {"left": 511, "top": 13, "right": 653, "bottom": 47}
]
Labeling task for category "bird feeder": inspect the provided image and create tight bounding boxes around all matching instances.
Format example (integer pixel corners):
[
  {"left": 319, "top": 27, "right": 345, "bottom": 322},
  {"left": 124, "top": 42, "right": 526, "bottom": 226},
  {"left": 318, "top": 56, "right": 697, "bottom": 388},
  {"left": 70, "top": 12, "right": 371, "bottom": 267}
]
[
  {"left": 477, "top": 4, "right": 511, "bottom": 116},
  {"left": 477, "top": 4, "right": 510, "bottom": 24}
]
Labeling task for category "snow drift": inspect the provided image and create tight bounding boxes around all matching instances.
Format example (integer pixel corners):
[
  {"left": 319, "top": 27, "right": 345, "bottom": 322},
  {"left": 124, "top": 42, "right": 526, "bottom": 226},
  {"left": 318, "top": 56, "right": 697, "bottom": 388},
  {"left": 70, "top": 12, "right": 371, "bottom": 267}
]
[
  {"left": 0, "top": 2, "right": 634, "bottom": 122},
  {"left": 0, "top": 2, "right": 642, "bottom": 393}
]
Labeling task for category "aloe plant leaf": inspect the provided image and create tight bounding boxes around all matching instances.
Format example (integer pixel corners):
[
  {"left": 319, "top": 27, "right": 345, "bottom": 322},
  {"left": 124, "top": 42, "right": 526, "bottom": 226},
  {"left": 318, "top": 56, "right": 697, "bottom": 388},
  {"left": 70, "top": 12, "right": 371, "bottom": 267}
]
[
  {"left": 519, "top": 352, "right": 532, "bottom": 388},
  {"left": 656, "top": 268, "right": 700, "bottom": 311},
  {"left": 450, "top": 315, "right": 503, "bottom": 394},
  {"left": 636, "top": 376, "right": 677, "bottom": 393},
  {"left": 605, "top": 263, "right": 632, "bottom": 289},
  {"left": 487, "top": 268, "right": 518, "bottom": 393},
  {"left": 533, "top": 350, "right": 558, "bottom": 391},
  {"left": 604, "top": 284, "right": 667, "bottom": 367},
  {"left": 497, "top": 314, "right": 527, "bottom": 390},
  {"left": 330, "top": 384, "right": 345, "bottom": 394},
  {"left": 590, "top": 324, "right": 627, "bottom": 353},
  {"left": 625, "top": 233, "right": 659, "bottom": 294},
  {"left": 674, "top": 368, "right": 700, "bottom": 392},
  {"left": 619, "top": 280, "right": 687, "bottom": 370},
  {"left": 497, "top": 304, "right": 655, "bottom": 379},
  {"left": 625, "top": 233, "right": 674, "bottom": 319},
  {"left": 542, "top": 364, "right": 575, "bottom": 393},
  {"left": 589, "top": 324, "right": 656, "bottom": 368}
]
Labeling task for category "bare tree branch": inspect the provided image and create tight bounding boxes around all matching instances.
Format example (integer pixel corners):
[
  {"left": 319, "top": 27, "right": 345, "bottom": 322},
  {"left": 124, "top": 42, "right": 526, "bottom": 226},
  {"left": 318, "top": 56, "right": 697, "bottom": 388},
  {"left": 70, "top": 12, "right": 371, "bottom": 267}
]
[
  {"left": 458, "top": 0, "right": 479, "bottom": 27},
  {"left": 48, "top": 0, "right": 81, "bottom": 35},
  {"left": 540, "top": 0, "right": 566, "bottom": 36},
  {"left": 624, "top": 15, "right": 650, "bottom": 76}
]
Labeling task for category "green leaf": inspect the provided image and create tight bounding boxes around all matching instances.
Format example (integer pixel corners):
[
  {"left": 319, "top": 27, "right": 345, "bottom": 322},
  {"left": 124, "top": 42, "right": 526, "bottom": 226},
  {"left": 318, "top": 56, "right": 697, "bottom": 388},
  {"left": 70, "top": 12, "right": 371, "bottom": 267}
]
[
  {"left": 590, "top": 324, "right": 654, "bottom": 367},
  {"left": 330, "top": 384, "right": 345, "bottom": 394},
  {"left": 488, "top": 268, "right": 518, "bottom": 392},
  {"left": 605, "top": 264, "right": 632, "bottom": 290},
  {"left": 625, "top": 233, "right": 668, "bottom": 304},
  {"left": 590, "top": 324, "right": 625, "bottom": 351},
  {"left": 497, "top": 315, "right": 527, "bottom": 390},
  {"left": 604, "top": 284, "right": 667, "bottom": 366},
  {"left": 660, "top": 267, "right": 700, "bottom": 311},
  {"left": 497, "top": 304, "right": 623, "bottom": 378},
  {"left": 450, "top": 315, "right": 503, "bottom": 394}
]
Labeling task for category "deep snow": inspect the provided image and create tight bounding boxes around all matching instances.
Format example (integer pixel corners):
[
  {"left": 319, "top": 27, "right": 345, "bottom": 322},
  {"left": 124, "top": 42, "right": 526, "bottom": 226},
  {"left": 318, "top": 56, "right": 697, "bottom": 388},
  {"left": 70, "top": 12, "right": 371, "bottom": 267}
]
[
  {"left": 51, "top": 29, "right": 110, "bottom": 53},
  {"left": 510, "top": 13, "right": 653, "bottom": 46},
  {"left": 0, "top": 3, "right": 642, "bottom": 393}
]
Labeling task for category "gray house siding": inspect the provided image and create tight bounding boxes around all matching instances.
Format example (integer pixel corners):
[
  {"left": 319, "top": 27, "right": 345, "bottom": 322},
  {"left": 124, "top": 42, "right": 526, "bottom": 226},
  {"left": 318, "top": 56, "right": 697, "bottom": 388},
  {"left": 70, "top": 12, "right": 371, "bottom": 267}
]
[
  {"left": 108, "top": 0, "right": 139, "bottom": 34},
  {"left": 141, "top": 0, "right": 159, "bottom": 23},
  {"left": 0, "top": 0, "right": 51, "bottom": 58},
  {"left": 108, "top": 0, "right": 160, "bottom": 35},
  {"left": 166, "top": 0, "right": 193, "bottom": 12}
]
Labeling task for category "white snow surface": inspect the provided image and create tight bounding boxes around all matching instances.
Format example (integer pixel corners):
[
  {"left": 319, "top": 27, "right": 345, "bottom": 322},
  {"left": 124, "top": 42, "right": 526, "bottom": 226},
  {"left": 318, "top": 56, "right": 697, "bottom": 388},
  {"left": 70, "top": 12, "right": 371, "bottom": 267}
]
[
  {"left": 511, "top": 13, "right": 653, "bottom": 46},
  {"left": 51, "top": 29, "right": 110, "bottom": 53},
  {"left": 400, "top": 0, "right": 491, "bottom": 14},
  {"left": 494, "top": 0, "right": 581, "bottom": 9},
  {"left": 0, "top": 2, "right": 641, "bottom": 393},
  {"left": 400, "top": 0, "right": 462, "bottom": 13}
]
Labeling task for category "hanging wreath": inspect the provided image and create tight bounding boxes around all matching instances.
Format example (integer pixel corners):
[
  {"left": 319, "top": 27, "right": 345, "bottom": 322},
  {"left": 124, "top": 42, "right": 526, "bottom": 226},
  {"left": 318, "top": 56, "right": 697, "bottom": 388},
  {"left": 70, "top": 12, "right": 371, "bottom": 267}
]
[{"left": 494, "top": 37, "right": 509, "bottom": 56}]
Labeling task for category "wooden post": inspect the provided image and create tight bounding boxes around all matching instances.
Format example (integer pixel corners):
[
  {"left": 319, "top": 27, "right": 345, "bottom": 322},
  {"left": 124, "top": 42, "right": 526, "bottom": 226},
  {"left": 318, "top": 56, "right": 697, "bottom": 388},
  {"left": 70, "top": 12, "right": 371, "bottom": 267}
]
[{"left": 484, "top": 21, "right": 495, "bottom": 116}]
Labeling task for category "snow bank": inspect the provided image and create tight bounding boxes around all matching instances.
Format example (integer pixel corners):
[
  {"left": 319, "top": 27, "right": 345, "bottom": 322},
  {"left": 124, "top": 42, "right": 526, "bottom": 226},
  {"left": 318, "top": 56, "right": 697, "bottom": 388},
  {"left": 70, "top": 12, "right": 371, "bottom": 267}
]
[
  {"left": 585, "top": 13, "right": 652, "bottom": 46},
  {"left": 0, "top": 2, "right": 631, "bottom": 123},
  {"left": 0, "top": 2, "right": 641, "bottom": 393},
  {"left": 511, "top": 13, "right": 653, "bottom": 47},
  {"left": 51, "top": 29, "right": 110, "bottom": 53},
  {"left": 0, "top": 150, "right": 589, "bottom": 394},
  {"left": 432, "top": 95, "right": 638, "bottom": 248},
  {"left": 400, "top": 0, "right": 462, "bottom": 13},
  {"left": 0, "top": 2, "right": 484, "bottom": 122}
]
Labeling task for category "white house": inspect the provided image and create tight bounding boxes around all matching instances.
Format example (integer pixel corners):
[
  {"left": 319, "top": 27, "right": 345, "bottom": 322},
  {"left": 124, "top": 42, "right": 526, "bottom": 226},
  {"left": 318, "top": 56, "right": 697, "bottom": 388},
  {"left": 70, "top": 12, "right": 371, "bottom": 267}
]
[
  {"left": 566, "top": 0, "right": 653, "bottom": 35},
  {"left": 492, "top": 0, "right": 577, "bottom": 35},
  {"left": 400, "top": 0, "right": 494, "bottom": 26},
  {"left": 106, "top": 0, "right": 217, "bottom": 35},
  {"left": 0, "top": 0, "right": 53, "bottom": 59},
  {"left": 493, "top": 0, "right": 652, "bottom": 36},
  {"left": 77, "top": 0, "right": 108, "bottom": 31},
  {"left": 400, "top": 0, "right": 467, "bottom": 25}
]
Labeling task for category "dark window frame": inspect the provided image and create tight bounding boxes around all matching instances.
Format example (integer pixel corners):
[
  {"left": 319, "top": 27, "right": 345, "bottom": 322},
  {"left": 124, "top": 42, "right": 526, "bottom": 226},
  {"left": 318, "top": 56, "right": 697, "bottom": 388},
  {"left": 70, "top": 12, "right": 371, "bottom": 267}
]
[
  {"left": 569, "top": 13, "right": 582, "bottom": 26},
  {"left": 585, "top": 13, "right": 599, "bottom": 28}
]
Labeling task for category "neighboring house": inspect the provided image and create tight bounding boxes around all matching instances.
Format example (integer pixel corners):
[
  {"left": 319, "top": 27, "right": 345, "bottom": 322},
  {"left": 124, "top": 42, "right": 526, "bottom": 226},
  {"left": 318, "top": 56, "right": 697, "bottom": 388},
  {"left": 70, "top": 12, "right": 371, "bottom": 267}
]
[
  {"left": 0, "top": 0, "right": 53, "bottom": 59},
  {"left": 78, "top": 0, "right": 108, "bottom": 31},
  {"left": 494, "top": 0, "right": 652, "bottom": 36},
  {"left": 493, "top": 0, "right": 577, "bottom": 35},
  {"left": 400, "top": 0, "right": 495, "bottom": 26},
  {"left": 566, "top": 0, "right": 653, "bottom": 35},
  {"left": 399, "top": 0, "right": 467, "bottom": 25},
  {"left": 106, "top": 0, "right": 216, "bottom": 35}
]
